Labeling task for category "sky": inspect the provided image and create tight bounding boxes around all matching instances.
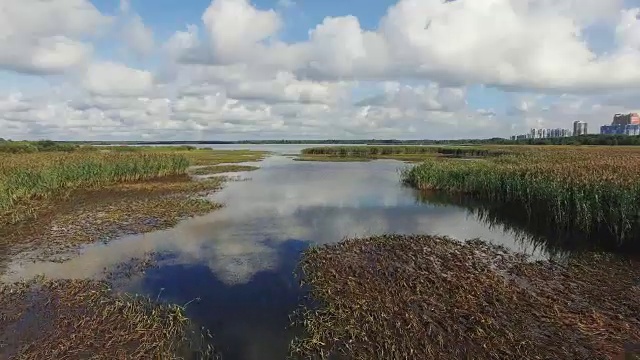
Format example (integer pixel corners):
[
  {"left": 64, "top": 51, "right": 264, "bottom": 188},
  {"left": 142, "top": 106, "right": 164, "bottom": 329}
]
[{"left": 2, "top": 0, "right": 640, "bottom": 141}]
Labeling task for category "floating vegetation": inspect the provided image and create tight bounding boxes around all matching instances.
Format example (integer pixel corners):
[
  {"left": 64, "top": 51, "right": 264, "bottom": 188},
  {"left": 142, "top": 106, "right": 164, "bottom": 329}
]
[
  {"left": 402, "top": 146, "right": 640, "bottom": 248},
  {"left": 292, "top": 235, "right": 640, "bottom": 359},
  {"left": 0, "top": 278, "right": 218, "bottom": 359},
  {"left": 189, "top": 164, "right": 259, "bottom": 175}
]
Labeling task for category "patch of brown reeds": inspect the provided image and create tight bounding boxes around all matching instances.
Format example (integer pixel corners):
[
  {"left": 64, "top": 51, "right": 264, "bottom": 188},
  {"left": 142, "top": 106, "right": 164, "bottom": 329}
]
[
  {"left": 292, "top": 235, "right": 640, "bottom": 359},
  {"left": 0, "top": 278, "right": 218, "bottom": 359}
]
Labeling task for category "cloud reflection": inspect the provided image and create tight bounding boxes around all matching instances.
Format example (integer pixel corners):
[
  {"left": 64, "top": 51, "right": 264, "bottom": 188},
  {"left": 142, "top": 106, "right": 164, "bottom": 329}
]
[{"left": 2, "top": 156, "right": 545, "bottom": 285}]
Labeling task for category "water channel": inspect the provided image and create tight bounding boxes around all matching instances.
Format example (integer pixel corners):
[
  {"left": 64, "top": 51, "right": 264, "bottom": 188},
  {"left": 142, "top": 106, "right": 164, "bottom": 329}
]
[{"left": 3, "top": 145, "right": 589, "bottom": 359}]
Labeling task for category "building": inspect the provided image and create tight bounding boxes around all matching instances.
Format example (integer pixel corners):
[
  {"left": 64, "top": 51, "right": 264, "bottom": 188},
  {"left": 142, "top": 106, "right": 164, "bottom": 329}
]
[
  {"left": 517, "top": 127, "right": 572, "bottom": 140},
  {"left": 601, "top": 124, "right": 624, "bottom": 135},
  {"left": 600, "top": 113, "right": 640, "bottom": 135},
  {"left": 612, "top": 113, "right": 640, "bottom": 126},
  {"left": 573, "top": 121, "right": 588, "bottom": 136}
]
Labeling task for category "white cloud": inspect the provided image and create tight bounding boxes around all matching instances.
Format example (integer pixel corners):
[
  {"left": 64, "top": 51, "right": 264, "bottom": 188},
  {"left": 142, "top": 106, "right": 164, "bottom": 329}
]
[
  {"left": 172, "top": 0, "right": 640, "bottom": 91},
  {"left": 617, "top": 8, "right": 640, "bottom": 50},
  {"left": 0, "top": 0, "right": 109, "bottom": 74},
  {"left": 122, "top": 15, "right": 155, "bottom": 57},
  {"left": 202, "top": 0, "right": 281, "bottom": 63},
  {"left": 3, "top": 0, "right": 640, "bottom": 141},
  {"left": 0, "top": 36, "right": 92, "bottom": 75},
  {"left": 82, "top": 62, "right": 154, "bottom": 97},
  {"left": 358, "top": 82, "right": 466, "bottom": 112}
]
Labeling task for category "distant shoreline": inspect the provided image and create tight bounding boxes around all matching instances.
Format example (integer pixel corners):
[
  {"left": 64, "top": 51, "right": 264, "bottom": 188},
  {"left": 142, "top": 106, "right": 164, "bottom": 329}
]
[{"left": 16, "top": 133, "right": 640, "bottom": 146}]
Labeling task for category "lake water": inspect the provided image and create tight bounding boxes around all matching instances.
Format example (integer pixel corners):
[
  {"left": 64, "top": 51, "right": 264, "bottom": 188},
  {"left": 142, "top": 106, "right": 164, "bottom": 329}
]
[{"left": 4, "top": 146, "right": 582, "bottom": 359}]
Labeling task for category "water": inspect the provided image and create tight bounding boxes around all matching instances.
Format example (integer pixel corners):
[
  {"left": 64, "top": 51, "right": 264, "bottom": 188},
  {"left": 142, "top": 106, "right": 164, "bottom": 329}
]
[{"left": 4, "top": 151, "right": 582, "bottom": 359}]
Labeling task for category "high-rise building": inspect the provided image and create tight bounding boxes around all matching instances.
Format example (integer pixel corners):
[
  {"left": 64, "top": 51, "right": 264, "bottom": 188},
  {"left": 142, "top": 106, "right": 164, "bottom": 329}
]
[
  {"left": 613, "top": 113, "right": 631, "bottom": 126},
  {"left": 573, "top": 121, "right": 588, "bottom": 136},
  {"left": 600, "top": 113, "right": 640, "bottom": 135}
]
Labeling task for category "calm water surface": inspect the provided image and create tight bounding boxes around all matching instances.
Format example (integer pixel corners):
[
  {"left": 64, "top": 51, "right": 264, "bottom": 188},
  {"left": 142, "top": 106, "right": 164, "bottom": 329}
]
[{"left": 5, "top": 148, "right": 568, "bottom": 359}]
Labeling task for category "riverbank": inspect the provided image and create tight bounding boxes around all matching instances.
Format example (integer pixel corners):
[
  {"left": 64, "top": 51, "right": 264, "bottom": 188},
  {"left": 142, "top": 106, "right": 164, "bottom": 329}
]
[
  {"left": 293, "top": 235, "right": 640, "bottom": 359},
  {"left": 401, "top": 146, "right": 640, "bottom": 250},
  {"left": 296, "top": 145, "right": 508, "bottom": 162}
]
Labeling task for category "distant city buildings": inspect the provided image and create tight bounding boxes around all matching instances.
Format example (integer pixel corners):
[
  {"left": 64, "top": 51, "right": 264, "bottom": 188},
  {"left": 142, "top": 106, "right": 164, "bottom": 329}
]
[
  {"left": 600, "top": 113, "right": 640, "bottom": 136},
  {"left": 573, "top": 121, "right": 588, "bottom": 136},
  {"left": 510, "top": 127, "right": 573, "bottom": 141}
]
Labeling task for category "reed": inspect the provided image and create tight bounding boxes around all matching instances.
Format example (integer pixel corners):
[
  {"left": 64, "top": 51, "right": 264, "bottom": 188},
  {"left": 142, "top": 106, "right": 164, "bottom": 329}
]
[
  {"left": 301, "top": 145, "right": 507, "bottom": 158},
  {"left": 1, "top": 278, "right": 217, "bottom": 359},
  {"left": 291, "top": 235, "right": 640, "bottom": 359},
  {"left": 401, "top": 147, "right": 640, "bottom": 246},
  {"left": 0, "top": 152, "right": 189, "bottom": 220}
]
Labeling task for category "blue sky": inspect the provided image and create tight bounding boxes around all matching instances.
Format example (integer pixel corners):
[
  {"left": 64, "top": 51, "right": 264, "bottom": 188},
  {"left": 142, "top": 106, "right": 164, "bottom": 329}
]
[{"left": 1, "top": 0, "right": 640, "bottom": 140}]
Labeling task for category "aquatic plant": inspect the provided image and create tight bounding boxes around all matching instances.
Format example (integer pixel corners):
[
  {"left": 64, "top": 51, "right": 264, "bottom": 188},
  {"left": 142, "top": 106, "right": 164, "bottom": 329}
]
[
  {"left": 0, "top": 152, "right": 189, "bottom": 219},
  {"left": 401, "top": 147, "right": 640, "bottom": 247},
  {"left": 189, "top": 164, "right": 259, "bottom": 175},
  {"left": 0, "top": 278, "right": 218, "bottom": 359},
  {"left": 291, "top": 235, "right": 640, "bottom": 359},
  {"left": 301, "top": 145, "right": 507, "bottom": 158}
]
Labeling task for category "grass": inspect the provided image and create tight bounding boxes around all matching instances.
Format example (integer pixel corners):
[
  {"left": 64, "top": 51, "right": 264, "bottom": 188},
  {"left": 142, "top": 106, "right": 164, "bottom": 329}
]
[
  {"left": 0, "top": 278, "right": 217, "bottom": 359},
  {"left": 0, "top": 152, "right": 189, "bottom": 223},
  {"left": 300, "top": 145, "right": 507, "bottom": 159},
  {"left": 179, "top": 149, "right": 268, "bottom": 166},
  {"left": 189, "top": 165, "right": 259, "bottom": 175},
  {"left": 294, "top": 155, "right": 372, "bottom": 162},
  {"left": 0, "top": 147, "right": 267, "bottom": 225},
  {"left": 401, "top": 146, "right": 640, "bottom": 248},
  {"left": 292, "top": 235, "right": 640, "bottom": 359}
]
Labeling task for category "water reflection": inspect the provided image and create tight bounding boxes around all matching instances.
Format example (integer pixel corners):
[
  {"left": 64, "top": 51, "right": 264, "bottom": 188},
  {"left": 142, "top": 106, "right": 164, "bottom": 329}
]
[{"left": 4, "top": 155, "right": 587, "bottom": 360}]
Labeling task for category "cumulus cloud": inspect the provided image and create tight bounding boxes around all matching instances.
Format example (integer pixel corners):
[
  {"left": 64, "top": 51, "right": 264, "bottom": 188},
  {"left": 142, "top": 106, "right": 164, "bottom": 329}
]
[
  {"left": 357, "top": 82, "right": 466, "bottom": 112},
  {"left": 3, "top": 0, "right": 640, "bottom": 140},
  {"left": 171, "top": 0, "right": 640, "bottom": 91},
  {"left": 121, "top": 15, "right": 155, "bottom": 57},
  {"left": 202, "top": 0, "right": 281, "bottom": 63},
  {"left": 0, "top": 0, "right": 109, "bottom": 74},
  {"left": 82, "top": 62, "right": 154, "bottom": 97}
]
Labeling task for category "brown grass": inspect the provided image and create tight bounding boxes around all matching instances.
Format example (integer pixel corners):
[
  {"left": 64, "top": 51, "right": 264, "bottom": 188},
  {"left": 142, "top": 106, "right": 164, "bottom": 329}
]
[
  {"left": 293, "top": 235, "right": 640, "bottom": 359},
  {"left": 0, "top": 278, "right": 217, "bottom": 359}
]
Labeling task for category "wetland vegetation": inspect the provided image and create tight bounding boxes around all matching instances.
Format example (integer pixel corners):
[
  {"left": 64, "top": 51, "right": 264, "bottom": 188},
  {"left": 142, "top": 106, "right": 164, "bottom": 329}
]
[
  {"left": 3, "top": 142, "right": 640, "bottom": 359},
  {"left": 189, "top": 164, "right": 260, "bottom": 176},
  {"left": 0, "top": 144, "right": 267, "bottom": 359},
  {"left": 0, "top": 277, "right": 216, "bottom": 359},
  {"left": 402, "top": 146, "right": 640, "bottom": 249},
  {"left": 297, "top": 145, "right": 507, "bottom": 162},
  {"left": 293, "top": 235, "right": 640, "bottom": 359}
]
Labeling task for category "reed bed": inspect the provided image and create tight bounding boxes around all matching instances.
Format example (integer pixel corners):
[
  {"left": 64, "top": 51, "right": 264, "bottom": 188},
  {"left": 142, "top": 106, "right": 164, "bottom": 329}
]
[
  {"left": 402, "top": 147, "right": 640, "bottom": 248},
  {"left": 0, "top": 147, "right": 266, "bottom": 224},
  {"left": 292, "top": 235, "right": 640, "bottom": 359},
  {"left": 0, "top": 152, "right": 189, "bottom": 222},
  {"left": 301, "top": 145, "right": 507, "bottom": 158},
  {"left": 0, "top": 278, "right": 217, "bottom": 359},
  {"left": 189, "top": 164, "right": 259, "bottom": 175}
]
